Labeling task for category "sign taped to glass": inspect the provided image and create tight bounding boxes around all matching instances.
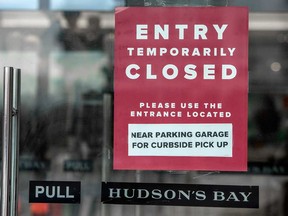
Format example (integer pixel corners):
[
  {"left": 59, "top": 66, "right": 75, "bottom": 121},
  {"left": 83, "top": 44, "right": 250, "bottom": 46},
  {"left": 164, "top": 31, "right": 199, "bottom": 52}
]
[
  {"left": 101, "top": 182, "right": 259, "bottom": 208},
  {"left": 114, "top": 7, "right": 248, "bottom": 171}
]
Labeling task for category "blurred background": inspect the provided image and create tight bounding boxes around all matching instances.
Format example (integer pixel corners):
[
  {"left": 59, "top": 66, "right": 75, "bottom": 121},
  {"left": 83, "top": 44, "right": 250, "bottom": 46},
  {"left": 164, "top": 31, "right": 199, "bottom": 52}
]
[{"left": 1, "top": 0, "right": 288, "bottom": 215}]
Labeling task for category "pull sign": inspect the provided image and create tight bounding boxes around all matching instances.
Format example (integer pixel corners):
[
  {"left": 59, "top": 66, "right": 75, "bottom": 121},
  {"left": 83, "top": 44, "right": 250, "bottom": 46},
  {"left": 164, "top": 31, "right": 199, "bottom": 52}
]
[
  {"left": 102, "top": 182, "right": 259, "bottom": 208},
  {"left": 29, "top": 181, "right": 81, "bottom": 203}
]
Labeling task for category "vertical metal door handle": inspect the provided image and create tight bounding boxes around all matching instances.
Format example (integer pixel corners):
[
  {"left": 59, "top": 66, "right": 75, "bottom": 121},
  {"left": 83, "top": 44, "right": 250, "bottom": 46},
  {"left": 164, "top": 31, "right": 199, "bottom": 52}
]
[
  {"left": 1, "top": 67, "right": 21, "bottom": 216},
  {"left": 1, "top": 67, "right": 14, "bottom": 216},
  {"left": 11, "top": 68, "right": 21, "bottom": 216}
]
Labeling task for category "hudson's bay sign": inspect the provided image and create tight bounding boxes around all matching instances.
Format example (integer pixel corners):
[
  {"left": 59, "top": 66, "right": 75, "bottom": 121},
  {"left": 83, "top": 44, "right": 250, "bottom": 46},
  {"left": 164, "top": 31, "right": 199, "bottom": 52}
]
[{"left": 101, "top": 182, "right": 259, "bottom": 208}]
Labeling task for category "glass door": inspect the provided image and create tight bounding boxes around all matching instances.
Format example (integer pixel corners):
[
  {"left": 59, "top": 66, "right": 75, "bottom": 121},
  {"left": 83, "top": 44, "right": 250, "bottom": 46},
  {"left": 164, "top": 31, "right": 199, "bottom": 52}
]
[{"left": 1, "top": 1, "right": 288, "bottom": 215}]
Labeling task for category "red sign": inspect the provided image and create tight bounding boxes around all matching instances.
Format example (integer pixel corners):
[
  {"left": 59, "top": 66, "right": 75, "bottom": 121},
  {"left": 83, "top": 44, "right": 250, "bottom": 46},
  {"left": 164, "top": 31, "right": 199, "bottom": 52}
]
[{"left": 114, "top": 7, "right": 248, "bottom": 171}]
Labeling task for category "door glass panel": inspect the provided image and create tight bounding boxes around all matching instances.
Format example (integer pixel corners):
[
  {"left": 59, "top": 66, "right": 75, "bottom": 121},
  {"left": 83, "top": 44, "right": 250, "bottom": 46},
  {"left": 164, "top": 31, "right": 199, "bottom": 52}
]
[{"left": 0, "top": 2, "right": 288, "bottom": 216}]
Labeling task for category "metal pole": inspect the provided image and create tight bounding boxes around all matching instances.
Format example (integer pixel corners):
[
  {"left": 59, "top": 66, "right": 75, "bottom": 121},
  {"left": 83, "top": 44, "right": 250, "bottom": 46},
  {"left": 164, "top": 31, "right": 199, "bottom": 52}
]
[
  {"left": 1, "top": 67, "right": 14, "bottom": 216},
  {"left": 102, "top": 94, "right": 112, "bottom": 182},
  {"left": 10, "top": 68, "right": 21, "bottom": 216},
  {"left": 101, "top": 94, "right": 112, "bottom": 216}
]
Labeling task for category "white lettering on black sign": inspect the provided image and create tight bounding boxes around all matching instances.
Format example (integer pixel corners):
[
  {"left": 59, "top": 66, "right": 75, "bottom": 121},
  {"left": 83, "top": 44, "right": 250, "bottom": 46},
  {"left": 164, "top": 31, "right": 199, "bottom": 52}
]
[
  {"left": 101, "top": 182, "right": 259, "bottom": 208},
  {"left": 29, "top": 181, "right": 81, "bottom": 203}
]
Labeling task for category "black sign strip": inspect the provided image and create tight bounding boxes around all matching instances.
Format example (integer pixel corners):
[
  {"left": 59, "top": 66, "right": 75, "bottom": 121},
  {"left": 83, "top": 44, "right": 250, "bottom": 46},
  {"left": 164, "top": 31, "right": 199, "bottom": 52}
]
[
  {"left": 101, "top": 182, "right": 259, "bottom": 208},
  {"left": 29, "top": 181, "right": 81, "bottom": 204}
]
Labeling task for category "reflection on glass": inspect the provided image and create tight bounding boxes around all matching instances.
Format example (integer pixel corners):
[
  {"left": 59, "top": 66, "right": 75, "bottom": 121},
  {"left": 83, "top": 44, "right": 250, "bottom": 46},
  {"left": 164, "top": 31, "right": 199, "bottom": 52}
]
[
  {"left": 0, "top": 0, "right": 38, "bottom": 10},
  {"left": 50, "top": 0, "right": 124, "bottom": 11},
  {"left": 0, "top": 6, "right": 287, "bottom": 216}
]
